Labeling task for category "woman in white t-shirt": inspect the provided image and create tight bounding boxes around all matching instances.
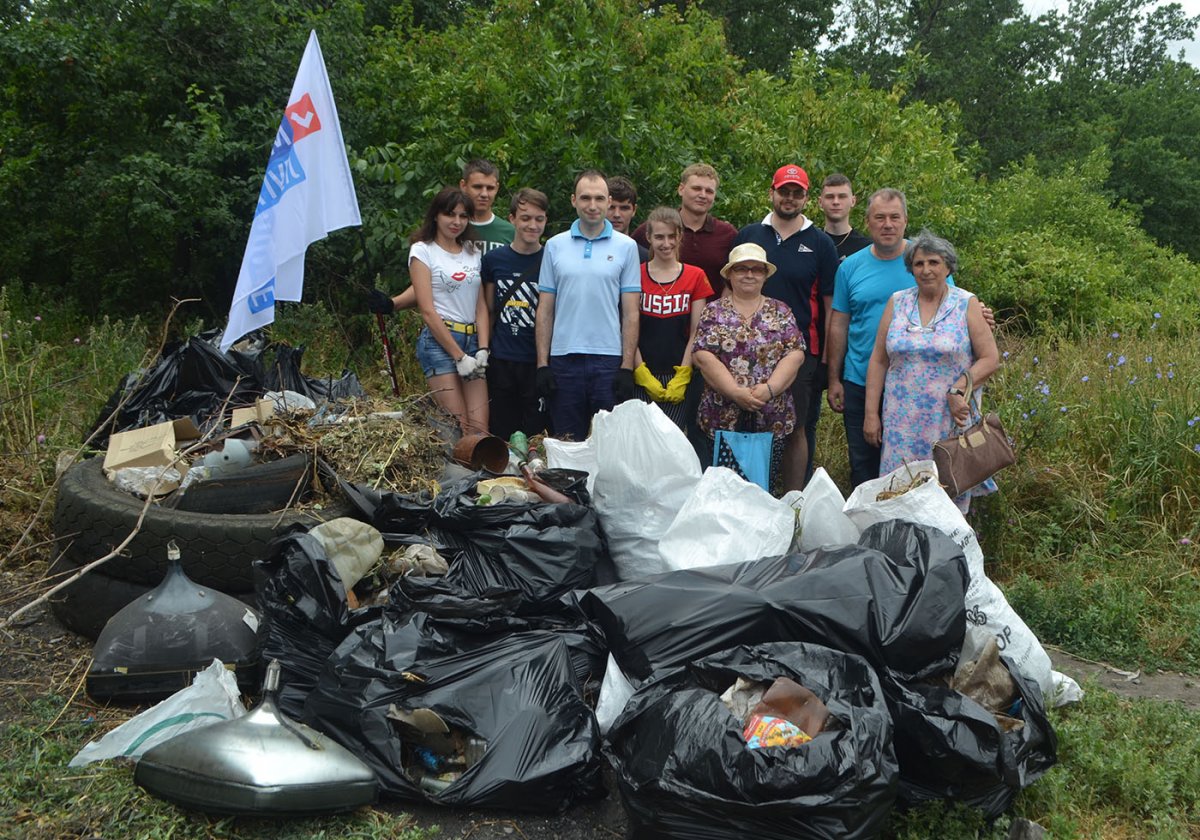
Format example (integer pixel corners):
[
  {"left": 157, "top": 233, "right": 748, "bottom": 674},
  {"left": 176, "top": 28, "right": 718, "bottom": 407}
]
[{"left": 409, "top": 187, "right": 490, "bottom": 434}]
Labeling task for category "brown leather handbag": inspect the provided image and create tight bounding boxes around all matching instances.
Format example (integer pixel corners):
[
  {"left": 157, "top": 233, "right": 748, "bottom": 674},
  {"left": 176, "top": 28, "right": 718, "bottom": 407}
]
[{"left": 932, "top": 372, "right": 1016, "bottom": 497}]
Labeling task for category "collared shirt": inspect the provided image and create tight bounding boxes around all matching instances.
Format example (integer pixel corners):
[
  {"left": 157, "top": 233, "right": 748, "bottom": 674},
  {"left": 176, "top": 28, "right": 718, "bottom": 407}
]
[
  {"left": 733, "top": 214, "right": 840, "bottom": 358},
  {"left": 539, "top": 219, "right": 641, "bottom": 357},
  {"left": 633, "top": 213, "right": 738, "bottom": 296}
]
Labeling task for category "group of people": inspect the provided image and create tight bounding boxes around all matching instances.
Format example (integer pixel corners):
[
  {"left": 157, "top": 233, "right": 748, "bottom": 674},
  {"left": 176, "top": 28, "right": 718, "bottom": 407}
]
[{"left": 368, "top": 159, "right": 999, "bottom": 508}]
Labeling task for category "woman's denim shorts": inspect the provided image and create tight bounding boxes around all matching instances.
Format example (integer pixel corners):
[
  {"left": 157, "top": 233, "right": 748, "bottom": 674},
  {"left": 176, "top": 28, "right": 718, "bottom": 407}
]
[{"left": 416, "top": 326, "right": 478, "bottom": 378}]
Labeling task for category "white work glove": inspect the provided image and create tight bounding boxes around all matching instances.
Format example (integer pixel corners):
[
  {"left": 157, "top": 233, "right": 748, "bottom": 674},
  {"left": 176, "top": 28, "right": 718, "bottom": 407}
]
[
  {"left": 474, "top": 348, "right": 490, "bottom": 373},
  {"left": 455, "top": 354, "right": 479, "bottom": 378}
]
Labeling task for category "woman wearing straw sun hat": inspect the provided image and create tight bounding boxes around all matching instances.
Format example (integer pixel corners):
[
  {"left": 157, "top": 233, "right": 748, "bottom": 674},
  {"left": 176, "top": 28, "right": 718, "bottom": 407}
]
[{"left": 691, "top": 242, "right": 806, "bottom": 492}]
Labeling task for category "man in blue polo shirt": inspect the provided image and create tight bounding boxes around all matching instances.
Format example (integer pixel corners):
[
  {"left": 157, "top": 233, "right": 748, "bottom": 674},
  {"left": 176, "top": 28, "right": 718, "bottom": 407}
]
[
  {"left": 535, "top": 170, "right": 641, "bottom": 440},
  {"left": 733, "top": 164, "right": 840, "bottom": 491}
]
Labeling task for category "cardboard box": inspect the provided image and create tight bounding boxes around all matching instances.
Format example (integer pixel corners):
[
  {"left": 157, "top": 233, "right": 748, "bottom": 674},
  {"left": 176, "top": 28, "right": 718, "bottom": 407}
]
[
  {"left": 230, "top": 398, "right": 275, "bottom": 428},
  {"left": 103, "top": 418, "right": 201, "bottom": 474}
]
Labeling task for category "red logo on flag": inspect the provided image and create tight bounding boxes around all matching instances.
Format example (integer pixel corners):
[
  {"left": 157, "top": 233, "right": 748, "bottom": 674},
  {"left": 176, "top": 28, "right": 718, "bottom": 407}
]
[{"left": 285, "top": 93, "right": 321, "bottom": 141}]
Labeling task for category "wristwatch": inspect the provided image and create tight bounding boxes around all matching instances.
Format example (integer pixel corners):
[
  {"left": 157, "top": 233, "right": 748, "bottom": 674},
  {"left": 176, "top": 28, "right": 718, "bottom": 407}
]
[{"left": 947, "top": 386, "right": 967, "bottom": 397}]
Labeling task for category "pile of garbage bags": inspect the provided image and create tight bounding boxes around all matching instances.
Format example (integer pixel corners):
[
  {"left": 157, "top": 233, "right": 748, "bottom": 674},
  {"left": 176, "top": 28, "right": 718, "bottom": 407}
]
[
  {"left": 90, "top": 328, "right": 362, "bottom": 446},
  {"left": 74, "top": 401, "right": 1064, "bottom": 832}
]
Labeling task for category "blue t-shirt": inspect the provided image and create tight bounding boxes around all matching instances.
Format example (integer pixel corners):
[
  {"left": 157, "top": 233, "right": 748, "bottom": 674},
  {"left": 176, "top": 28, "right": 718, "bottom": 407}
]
[
  {"left": 482, "top": 245, "right": 542, "bottom": 363},
  {"left": 538, "top": 220, "right": 641, "bottom": 357},
  {"left": 832, "top": 243, "right": 954, "bottom": 386}
]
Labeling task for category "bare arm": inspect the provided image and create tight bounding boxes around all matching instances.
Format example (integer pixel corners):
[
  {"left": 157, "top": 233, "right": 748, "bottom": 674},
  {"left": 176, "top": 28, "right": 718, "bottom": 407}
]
[
  {"left": 863, "top": 300, "right": 894, "bottom": 447},
  {"left": 693, "top": 349, "right": 765, "bottom": 411},
  {"left": 474, "top": 283, "right": 490, "bottom": 351},
  {"left": 535, "top": 291, "right": 556, "bottom": 367},
  {"left": 680, "top": 298, "right": 708, "bottom": 367},
  {"left": 412, "top": 257, "right": 466, "bottom": 359},
  {"left": 770, "top": 348, "right": 805, "bottom": 392},
  {"left": 826, "top": 309, "right": 850, "bottom": 412},
  {"left": 948, "top": 296, "right": 1001, "bottom": 424},
  {"left": 620, "top": 290, "right": 640, "bottom": 369}
]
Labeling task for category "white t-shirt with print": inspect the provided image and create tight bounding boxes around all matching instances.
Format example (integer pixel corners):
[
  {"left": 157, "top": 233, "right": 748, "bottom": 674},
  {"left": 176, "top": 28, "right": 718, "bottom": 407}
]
[{"left": 409, "top": 240, "right": 482, "bottom": 325}]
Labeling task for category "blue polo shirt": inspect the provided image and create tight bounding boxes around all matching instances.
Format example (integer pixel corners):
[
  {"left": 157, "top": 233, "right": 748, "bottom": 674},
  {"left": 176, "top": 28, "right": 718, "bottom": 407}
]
[
  {"left": 538, "top": 219, "right": 641, "bottom": 357},
  {"left": 833, "top": 242, "right": 955, "bottom": 386}
]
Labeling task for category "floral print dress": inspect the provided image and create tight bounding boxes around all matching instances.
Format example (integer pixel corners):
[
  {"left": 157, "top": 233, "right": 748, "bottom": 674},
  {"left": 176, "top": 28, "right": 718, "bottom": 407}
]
[
  {"left": 881, "top": 285, "right": 997, "bottom": 507},
  {"left": 692, "top": 296, "right": 805, "bottom": 436}
]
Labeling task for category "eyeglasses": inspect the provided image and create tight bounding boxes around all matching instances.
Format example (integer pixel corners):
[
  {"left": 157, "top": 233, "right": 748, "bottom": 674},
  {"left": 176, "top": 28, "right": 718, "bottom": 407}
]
[
  {"left": 775, "top": 185, "right": 806, "bottom": 198},
  {"left": 905, "top": 305, "right": 951, "bottom": 333},
  {"left": 729, "top": 264, "right": 768, "bottom": 276}
]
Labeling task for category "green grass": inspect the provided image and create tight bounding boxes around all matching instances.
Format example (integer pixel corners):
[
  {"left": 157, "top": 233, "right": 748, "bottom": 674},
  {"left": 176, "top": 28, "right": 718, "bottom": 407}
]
[{"left": 974, "top": 318, "right": 1200, "bottom": 671}]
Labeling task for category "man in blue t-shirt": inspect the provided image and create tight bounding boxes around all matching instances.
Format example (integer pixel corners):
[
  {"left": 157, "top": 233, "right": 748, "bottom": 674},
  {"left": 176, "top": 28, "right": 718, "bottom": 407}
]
[
  {"left": 535, "top": 170, "right": 642, "bottom": 440},
  {"left": 482, "top": 188, "right": 550, "bottom": 440},
  {"left": 827, "top": 188, "right": 918, "bottom": 488},
  {"left": 733, "top": 164, "right": 840, "bottom": 492}
]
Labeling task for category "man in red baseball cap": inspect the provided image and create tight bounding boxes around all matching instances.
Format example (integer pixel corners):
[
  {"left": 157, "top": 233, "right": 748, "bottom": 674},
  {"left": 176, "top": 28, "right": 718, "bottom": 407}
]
[{"left": 731, "top": 163, "right": 840, "bottom": 492}]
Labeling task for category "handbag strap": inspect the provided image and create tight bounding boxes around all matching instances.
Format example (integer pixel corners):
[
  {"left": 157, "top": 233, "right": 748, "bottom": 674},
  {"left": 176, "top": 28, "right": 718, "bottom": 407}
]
[{"left": 961, "top": 369, "right": 984, "bottom": 417}]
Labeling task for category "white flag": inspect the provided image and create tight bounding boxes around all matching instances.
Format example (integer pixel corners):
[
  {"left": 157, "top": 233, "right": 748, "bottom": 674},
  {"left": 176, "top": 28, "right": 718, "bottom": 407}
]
[{"left": 219, "top": 30, "right": 361, "bottom": 352}]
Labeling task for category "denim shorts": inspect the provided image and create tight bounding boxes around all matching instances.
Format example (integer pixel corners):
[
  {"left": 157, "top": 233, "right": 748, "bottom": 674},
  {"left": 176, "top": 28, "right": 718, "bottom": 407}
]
[{"left": 416, "top": 327, "right": 478, "bottom": 378}]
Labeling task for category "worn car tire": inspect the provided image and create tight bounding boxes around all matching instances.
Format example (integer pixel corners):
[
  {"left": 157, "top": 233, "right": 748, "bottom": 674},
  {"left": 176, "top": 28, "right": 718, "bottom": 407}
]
[
  {"left": 45, "top": 554, "right": 256, "bottom": 640},
  {"left": 51, "top": 457, "right": 357, "bottom": 592}
]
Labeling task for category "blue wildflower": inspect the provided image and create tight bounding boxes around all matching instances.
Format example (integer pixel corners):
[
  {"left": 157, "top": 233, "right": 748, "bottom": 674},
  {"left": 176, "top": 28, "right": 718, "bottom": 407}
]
[
  {"left": 1081, "top": 375, "right": 1089, "bottom": 383},
  {"left": 1117, "top": 355, "right": 1127, "bottom": 366}
]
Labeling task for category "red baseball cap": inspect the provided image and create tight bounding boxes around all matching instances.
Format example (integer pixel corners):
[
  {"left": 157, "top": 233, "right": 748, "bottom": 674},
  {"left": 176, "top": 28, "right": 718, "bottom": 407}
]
[{"left": 772, "top": 164, "right": 809, "bottom": 190}]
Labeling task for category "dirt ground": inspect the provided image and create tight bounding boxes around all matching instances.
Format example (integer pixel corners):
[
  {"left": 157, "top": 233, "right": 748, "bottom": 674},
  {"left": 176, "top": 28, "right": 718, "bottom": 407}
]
[{"left": 2, "top": 557, "right": 1198, "bottom": 840}]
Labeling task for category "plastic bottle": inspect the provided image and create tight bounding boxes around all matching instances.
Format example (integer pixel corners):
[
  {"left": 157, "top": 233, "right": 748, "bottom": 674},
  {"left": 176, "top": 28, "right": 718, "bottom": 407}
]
[{"left": 508, "top": 431, "right": 529, "bottom": 461}]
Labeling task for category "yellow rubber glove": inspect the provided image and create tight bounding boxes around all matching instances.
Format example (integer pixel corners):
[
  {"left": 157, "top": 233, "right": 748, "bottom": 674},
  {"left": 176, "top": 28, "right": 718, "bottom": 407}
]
[
  {"left": 662, "top": 365, "right": 692, "bottom": 402},
  {"left": 633, "top": 363, "right": 667, "bottom": 400}
]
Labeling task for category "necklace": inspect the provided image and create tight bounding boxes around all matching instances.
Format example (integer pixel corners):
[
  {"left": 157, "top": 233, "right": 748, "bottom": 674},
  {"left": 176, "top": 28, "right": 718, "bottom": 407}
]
[
  {"left": 908, "top": 286, "right": 949, "bottom": 332},
  {"left": 830, "top": 229, "right": 852, "bottom": 248},
  {"left": 647, "top": 261, "right": 682, "bottom": 295},
  {"left": 731, "top": 294, "right": 764, "bottom": 320}
]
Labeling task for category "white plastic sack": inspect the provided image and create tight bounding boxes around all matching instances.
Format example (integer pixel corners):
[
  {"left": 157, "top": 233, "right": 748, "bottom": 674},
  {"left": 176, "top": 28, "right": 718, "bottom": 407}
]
[
  {"left": 595, "top": 654, "right": 636, "bottom": 735},
  {"left": 543, "top": 437, "right": 598, "bottom": 495},
  {"left": 659, "top": 467, "right": 795, "bottom": 572},
  {"left": 69, "top": 660, "right": 245, "bottom": 767},
  {"left": 795, "top": 467, "right": 861, "bottom": 552},
  {"left": 844, "top": 460, "right": 1057, "bottom": 703},
  {"left": 591, "top": 401, "right": 702, "bottom": 580}
]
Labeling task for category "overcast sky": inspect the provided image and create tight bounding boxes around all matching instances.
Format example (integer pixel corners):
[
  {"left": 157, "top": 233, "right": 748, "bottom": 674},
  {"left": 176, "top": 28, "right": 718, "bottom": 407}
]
[{"left": 1023, "top": 0, "right": 1200, "bottom": 64}]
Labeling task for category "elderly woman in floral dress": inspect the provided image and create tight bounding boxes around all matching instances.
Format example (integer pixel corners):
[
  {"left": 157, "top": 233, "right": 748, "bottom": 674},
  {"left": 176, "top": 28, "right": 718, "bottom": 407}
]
[{"left": 691, "top": 243, "right": 806, "bottom": 492}]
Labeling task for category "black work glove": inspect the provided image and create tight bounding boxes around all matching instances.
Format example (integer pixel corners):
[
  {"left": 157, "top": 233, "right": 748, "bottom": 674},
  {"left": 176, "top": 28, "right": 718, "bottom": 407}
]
[
  {"left": 613, "top": 367, "right": 636, "bottom": 403},
  {"left": 367, "top": 288, "right": 395, "bottom": 314},
  {"left": 536, "top": 366, "right": 557, "bottom": 399}
]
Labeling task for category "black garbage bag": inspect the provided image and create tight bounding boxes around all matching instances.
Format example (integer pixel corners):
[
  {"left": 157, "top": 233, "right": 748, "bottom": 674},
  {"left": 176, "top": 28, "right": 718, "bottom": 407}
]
[
  {"left": 582, "top": 520, "right": 969, "bottom": 683},
  {"left": 608, "top": 642, "right": 898, "bottom": 840},
  {"left": 343, "top": 474, "right": 614, "bottom": 615},
  {"left": 90, "top": 328, "right": 363, "bottom": 446},
  {"left": 255, "top": 530, "right": 383, "bottom": 718},
  {"left": 303, "top": 619, "right": 605, "bottom": 810},
  {"left": 885, "top": 654, "right": 1057, "bottom": 818}
]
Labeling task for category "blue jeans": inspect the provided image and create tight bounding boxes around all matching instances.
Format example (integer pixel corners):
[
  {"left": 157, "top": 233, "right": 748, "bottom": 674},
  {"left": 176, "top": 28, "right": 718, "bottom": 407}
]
[
  {"left": 842, "top": 380, "right": 881, "bottom": 489},
  {"left": 415, "top": 327, "right": 477, "bottom": 378},
  {"left": 549, "top": 354, "right": 620, "bottom": 440}
]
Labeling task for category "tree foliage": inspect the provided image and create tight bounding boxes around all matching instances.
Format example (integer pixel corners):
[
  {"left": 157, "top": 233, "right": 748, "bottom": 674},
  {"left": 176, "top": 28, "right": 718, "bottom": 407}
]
[{"left": 0, "top": 0, "right": 1197, "bottom": 330}]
